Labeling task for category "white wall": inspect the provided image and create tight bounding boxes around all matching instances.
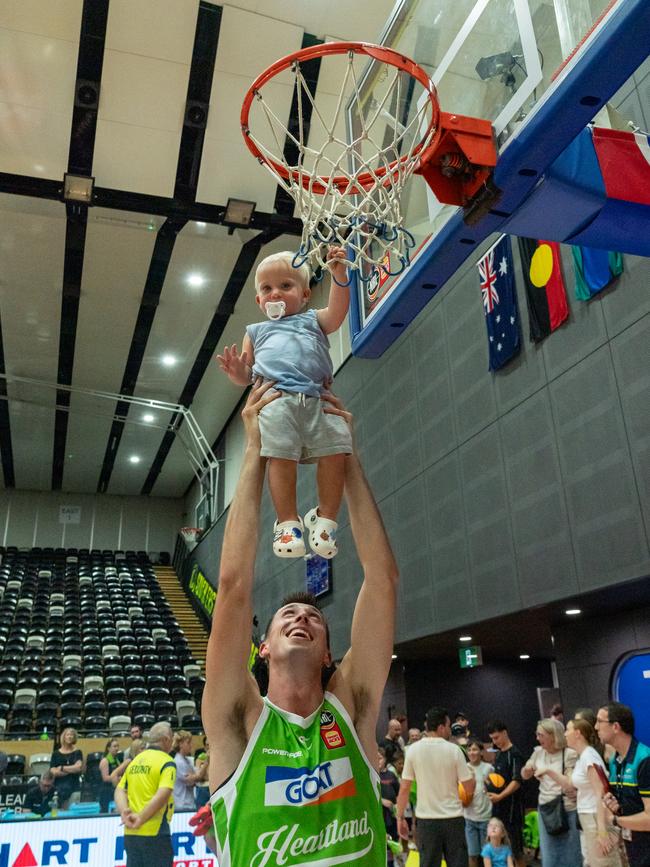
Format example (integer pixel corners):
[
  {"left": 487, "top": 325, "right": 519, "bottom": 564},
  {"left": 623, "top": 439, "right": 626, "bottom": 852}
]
[{"left": 0, "top": 490, "right": 183, "bottom": 553}]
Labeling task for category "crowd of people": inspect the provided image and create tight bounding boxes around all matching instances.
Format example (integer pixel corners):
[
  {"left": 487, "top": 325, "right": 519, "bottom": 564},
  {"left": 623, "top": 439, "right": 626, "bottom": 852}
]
[{"left": 376, "top": 702, "right": 650, "bottom": 867}]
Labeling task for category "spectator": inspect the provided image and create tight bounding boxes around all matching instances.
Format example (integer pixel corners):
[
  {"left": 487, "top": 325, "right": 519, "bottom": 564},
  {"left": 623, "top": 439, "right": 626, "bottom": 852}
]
[
  {"left": 129, "top": 738, "right": 146, "bottom": 759},
  {"left": 24, "top": 771, "right": 56, "bottom": 816},
  {"left": 455, "top": 711, "right": 471, "bottom": 736},
  {"left": 522, "top": 717, "right": 581, "bottom": 867},
  {"left": 561, "top": 718, "right": 622, "bottom": 867},
  {"left": 451, "top": 722, "right": 469, "bottom": 757},
  {"left": 551, "top": 704, "right": 565, "bottom": 726},
  {"left": 124, "top": 725, "right": 143, "bottom": 760},
  {"left": 99, "top": 738, "right": 129, "bottom": 813},
  {"left": 397, "top": 706, "right": 475, "bottom": 867},
  {"left": 114, "top": 721, "right": 176, "bottom": 867},
  {"left": 379, "top": 748, "right": 401, "bottom": 863},
  {"left": 194, "top": 742, "right": 210, "bottom": 810},
  {"left": 464, "top": 738, "right": 494, "bottom": 867},
  {"left": 50, "top": 727, "right": 83, "bottom": 808},
  {"left": 407, "top": 728, "right": 422, "bottom": 746},
  {"left": 381, "top": 718, "right": 406, "bottom": 763},
  {"left": 194, "top": 735, "right": 209, "bottom": 763},
  {"left": 172, "top": 730, "right": 200, "bottom": 811},
  {"left": 486, "top": 719, "right": 526, "bottom": 867},
  {"left": 597, "top": 702, "right": 650, "bottom": 866},
  {"left": 482, "top": 816, "right": 515, "bottom": 867}
]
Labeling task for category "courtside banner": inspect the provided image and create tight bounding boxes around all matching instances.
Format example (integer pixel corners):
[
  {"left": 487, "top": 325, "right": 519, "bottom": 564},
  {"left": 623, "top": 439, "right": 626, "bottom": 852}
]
[{"left": 0, "top": 812, "right": 217, "bottom": 867}]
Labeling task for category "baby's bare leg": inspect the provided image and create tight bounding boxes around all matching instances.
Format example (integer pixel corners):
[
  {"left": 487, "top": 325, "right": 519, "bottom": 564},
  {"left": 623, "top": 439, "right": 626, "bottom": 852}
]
[
  {"left": 316, "top": 453, "right": 346, "bottom": 520},
  {"left": 268, "top": 458, "right": 299, "bottom": 523}
]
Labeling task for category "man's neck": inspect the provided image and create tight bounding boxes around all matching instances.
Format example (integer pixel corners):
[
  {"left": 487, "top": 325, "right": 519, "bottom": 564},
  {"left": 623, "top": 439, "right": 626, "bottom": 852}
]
[
  {"left": 500, "top": 739, "right": 513, "bottom": 751},
  {"left": 267, "top": 666, "right": 324, "bottom": 718},
  {"left": 613, "top": 733, "right": 633, "bottom": 759},
  {"left": 425, "top": 731, "right": 445, "bottom": 739}
]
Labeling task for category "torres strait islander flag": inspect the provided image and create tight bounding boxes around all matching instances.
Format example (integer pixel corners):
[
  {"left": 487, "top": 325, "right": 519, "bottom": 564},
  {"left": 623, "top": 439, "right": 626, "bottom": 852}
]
[
  {"left": 517, "top": 237, "right": 569, "bottom": 342},
  {"left": 477, "top": 234, "right": 521, "bottom": 371},
  {"left": 572, "top": 246, "right": 624, "bottom": 300}
]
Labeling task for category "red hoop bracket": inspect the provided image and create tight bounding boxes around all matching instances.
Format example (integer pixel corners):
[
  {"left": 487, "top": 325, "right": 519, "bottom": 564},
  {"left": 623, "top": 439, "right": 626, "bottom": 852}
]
[{"left": 415, "top": 112, "right": 498, "bottom": 206}]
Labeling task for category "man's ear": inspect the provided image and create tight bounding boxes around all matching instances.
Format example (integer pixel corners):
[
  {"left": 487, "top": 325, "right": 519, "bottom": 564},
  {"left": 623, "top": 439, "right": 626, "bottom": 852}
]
[{"left": 259, "top": 640, "right": 270, "bottom": 661}]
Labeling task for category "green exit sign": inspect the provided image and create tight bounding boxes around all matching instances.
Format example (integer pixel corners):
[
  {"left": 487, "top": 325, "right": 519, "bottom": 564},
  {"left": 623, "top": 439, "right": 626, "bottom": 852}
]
[{"left": 459, "top": 645, "right": 483, "bottom": 669}]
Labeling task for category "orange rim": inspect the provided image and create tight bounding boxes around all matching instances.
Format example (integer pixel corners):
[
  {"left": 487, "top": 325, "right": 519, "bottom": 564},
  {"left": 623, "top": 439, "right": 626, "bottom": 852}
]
[{"left": 241, "top": 41, "right": 441, "bottom": 195}]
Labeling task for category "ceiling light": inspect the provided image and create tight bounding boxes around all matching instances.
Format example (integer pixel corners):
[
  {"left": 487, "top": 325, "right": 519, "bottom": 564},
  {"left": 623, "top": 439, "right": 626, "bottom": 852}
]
[
  {"left": 223, "top": 197, "right": 256, "bottom": 228},
  {"left": 142, "top": 413, "right": 155, "bottom": 423},
  {"left": 391, "top": 654, "right": 397, "bottom": 660},
  {"left": 519, "top": 654, "right": 530, "bottom": 660},
  {"left": 187, "top": 273, "right": 205, "bottom": 288},
  {"left": 459, "top": 635, "right": 472, "bottom": 642},
  {"left": 565, "top": 608, "right": 582, "bottom": 616},
  {"left": 161, "top": 354, "right": 177, "bottom": 367},
  {"left": 129, "top": 455, "right": 141, "bottom": 464},
  {"left": 196, "top": 221, "right": 206, "bottom": 228},
  {"left": 63, "top": 172, "right": 94, "bottom": 203}
]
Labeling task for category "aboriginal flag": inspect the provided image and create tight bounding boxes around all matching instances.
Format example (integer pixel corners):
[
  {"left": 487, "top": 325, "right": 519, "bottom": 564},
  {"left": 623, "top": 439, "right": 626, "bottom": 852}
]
[{"left": 517, "top": 237, "right": 569, "bottom": 342}]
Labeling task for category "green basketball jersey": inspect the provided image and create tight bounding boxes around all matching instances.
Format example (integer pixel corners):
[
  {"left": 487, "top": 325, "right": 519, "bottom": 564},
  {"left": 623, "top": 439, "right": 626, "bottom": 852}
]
[{"left": 210, "top": 691, "right": 386, "bottom": 866}]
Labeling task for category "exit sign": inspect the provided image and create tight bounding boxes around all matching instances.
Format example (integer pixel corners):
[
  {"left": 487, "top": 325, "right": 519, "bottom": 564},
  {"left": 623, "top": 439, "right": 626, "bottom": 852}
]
[{"left": 459, "top": 645, "right": 483, "bottom": 669}]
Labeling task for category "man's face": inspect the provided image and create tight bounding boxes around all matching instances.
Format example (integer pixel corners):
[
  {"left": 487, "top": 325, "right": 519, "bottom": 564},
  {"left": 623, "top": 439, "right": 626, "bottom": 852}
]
[
  {"left": 456, "top": 715, "right": 469, "bottom": 728},
  {"left": 131, "top": 726, "right": 142, "bottom": 739},
  {"left": 489, "top": 729, "right": 507, "bottom": 750},
  {"left": 595, "top": 707, "right": 616, "bottom": 745},
  {"left": 441, "top": 717, "right": 452, "bottom": 739},
  {"left": 388, "top": 720, "right": 402, "bottom": 739},
  {"left": 408, "top": 728, "right": 421, "bottom": 743},
  {"left": 261, "top": 603, "right": 330, "bottom": 668},
  {"left": 40, "top": 779, "right": 54, "bottom": 794}
]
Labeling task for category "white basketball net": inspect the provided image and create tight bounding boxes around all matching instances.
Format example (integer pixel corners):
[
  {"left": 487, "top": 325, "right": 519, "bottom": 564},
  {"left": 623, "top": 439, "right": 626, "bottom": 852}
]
[{"left": 247, "top": 50, "right": 437, "bottom": 284}]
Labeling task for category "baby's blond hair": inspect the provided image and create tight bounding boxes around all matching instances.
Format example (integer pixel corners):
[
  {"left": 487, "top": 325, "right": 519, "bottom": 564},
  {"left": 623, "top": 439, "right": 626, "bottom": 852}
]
[{"left": 255, "top": 251, "right": 311, "bottom": 292}]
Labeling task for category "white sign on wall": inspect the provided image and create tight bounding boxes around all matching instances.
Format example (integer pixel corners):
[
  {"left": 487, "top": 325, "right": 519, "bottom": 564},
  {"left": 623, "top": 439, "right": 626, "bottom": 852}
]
[
  {"left": 59, "top": 505, "right": 81, "bottom": 525},
  {"left": 0, "top": 812, "right": 218, "bottom": 866}
]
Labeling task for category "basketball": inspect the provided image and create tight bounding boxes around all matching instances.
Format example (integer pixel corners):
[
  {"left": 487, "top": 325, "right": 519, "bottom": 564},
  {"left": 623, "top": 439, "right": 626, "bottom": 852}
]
[
  {"left": 458, "top": 782, "right": 473, "bottom": 806},
  {"left": 487, "top": 772, "right": 506, "bottom": 791}
]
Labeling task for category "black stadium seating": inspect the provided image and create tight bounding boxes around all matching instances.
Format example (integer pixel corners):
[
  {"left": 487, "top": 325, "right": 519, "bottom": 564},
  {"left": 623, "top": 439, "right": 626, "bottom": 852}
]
[{"left": 0, "top": 548, "right": 202, "bottom": 739}]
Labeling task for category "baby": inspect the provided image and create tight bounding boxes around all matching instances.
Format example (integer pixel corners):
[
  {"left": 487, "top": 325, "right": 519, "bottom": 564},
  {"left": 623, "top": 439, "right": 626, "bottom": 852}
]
[{"left": 217, "top": 247, "right": 351, "bottom": 559}]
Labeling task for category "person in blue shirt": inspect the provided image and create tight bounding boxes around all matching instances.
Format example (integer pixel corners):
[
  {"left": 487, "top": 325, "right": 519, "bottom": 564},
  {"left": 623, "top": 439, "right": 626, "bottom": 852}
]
[
  {"left": 217, "top": 247, "right": 351, "bottom": 559},
  {"left": 481, "top": 817, "right": 514, "bottom": 867},
  {"left": 597, "top": 702, "right": 650, "bottom": 866}
]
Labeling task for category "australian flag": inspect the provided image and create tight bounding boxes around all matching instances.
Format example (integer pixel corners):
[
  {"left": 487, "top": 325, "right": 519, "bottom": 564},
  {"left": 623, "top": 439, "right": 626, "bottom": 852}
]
[{"left": 477, "top": 234, "right": 521, "bottom": 371}]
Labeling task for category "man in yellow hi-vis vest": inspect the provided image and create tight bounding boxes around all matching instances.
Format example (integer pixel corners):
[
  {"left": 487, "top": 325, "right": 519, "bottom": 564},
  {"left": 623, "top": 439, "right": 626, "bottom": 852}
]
[{"left": 115, "top": 721, "right": 176, "bottom": 867}]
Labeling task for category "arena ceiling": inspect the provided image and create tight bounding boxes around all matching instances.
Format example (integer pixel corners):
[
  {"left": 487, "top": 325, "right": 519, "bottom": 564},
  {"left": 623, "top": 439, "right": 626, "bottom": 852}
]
[{"left": 0, "top": 0, "right": 395, "bottom": 498}]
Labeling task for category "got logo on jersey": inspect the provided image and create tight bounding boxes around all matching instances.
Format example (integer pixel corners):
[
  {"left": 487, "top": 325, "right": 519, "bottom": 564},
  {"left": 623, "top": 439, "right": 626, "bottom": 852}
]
[{"left": 264, "top": 757, "right": 356, "bottom": 807}]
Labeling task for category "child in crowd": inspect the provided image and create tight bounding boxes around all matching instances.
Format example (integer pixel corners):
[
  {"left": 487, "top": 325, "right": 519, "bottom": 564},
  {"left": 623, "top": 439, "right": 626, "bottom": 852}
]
[
  {"left": 217, "top": 248, "right": 351, "bottom": 558},
  {"left": 464, "top": 739, "right": 494, "bottom": 867},
  {"left": 482, "top": 818, "right": 515, "bottom": 867}
]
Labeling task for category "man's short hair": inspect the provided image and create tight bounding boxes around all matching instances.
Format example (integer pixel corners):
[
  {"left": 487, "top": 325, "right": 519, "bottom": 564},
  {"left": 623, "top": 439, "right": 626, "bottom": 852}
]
[
  {"left": 455, "top": 711, "right": 469, "bottom": 722},
  {"left": 602, "top": 702, "right": 635, "bottom": 735},
  {"left": 425, "top": 706, "right": 449, "bottom": 731},
  {"left": 148, "top": 721, "right": 173, "bottom": 745},
  {"left": 487, "top": 719, "right": 508, "bottom": 734},
  {"left": 41, "top": 771, "right": 55, "bottom": 783}
]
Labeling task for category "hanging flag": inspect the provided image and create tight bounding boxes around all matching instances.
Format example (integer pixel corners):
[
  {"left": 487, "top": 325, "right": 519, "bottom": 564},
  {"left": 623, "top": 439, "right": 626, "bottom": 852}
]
[
  {"left": 591, "top": 127, "right": 650, "bottom": 206},
  {"left": 477, "top": 235, "right": 521, "bottom": 371},
  {"left": 572, "top": 246, "right": 624, "bottom": 300},
  {"left": 517, "top": 237, "right": 569, "bottom": 342}
]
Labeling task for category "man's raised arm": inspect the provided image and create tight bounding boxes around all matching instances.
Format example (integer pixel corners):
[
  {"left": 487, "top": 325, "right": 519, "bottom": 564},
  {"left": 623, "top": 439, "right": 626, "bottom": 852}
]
[
  {"left": 324, "top": 394, "right": 399, "bottom": 728},
  {"left": 202, "top": 381, "right": 279, "bottom": 732}
]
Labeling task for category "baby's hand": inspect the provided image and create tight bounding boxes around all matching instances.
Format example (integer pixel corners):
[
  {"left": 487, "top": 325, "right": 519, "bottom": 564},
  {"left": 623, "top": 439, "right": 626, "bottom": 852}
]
[
  {"left": 327, "top": 245, "right": 348, "bottom": 282},
  {"left": 216, "top": 344, "right": 250, "bottom": 382}
]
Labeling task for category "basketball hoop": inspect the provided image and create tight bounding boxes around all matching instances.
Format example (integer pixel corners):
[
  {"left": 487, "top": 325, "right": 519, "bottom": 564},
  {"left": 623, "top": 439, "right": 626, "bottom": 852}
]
[
  {"left": 180, "top": 527, "right": 202, "bottom": 549},
  {"left": 241, "top": 41, "right": 497, "bottom": 281}
]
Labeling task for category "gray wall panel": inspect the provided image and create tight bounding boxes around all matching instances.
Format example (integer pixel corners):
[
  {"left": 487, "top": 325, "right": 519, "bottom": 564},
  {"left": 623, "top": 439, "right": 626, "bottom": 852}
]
[{"left": 550, "top": 347, "right": 649, "bottom": 588}]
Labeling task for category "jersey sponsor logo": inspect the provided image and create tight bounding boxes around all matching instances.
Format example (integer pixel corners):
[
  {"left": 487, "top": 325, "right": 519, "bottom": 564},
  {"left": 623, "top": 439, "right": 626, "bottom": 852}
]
[
  {"left": 262, "top": 748, "right": 303, "bottom": 759},
  {"left": 264, "top": 757, "right": 356, "bottom": 808},
  {"left": 319, "top": 711, "right": 345, "bottom": 750},
  {"left": 250, "top": 811, "right": 374, "bottom": 867}
]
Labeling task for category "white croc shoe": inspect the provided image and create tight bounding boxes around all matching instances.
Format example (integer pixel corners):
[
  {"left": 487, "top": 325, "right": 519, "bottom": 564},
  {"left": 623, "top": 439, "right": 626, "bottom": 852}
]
[
  {"left": 304, "top": 508, "right": 338, "bottom": 559},
  {"left": 272, "top": 518, "right": 306, "bottom": 558}
]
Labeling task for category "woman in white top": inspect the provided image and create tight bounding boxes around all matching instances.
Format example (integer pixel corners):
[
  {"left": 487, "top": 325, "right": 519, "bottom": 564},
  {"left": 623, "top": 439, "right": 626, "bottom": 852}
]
[
  {"left": 545, "top": 718, "right": 622, "bottom": 867},
  {"left": 522, "top": 718, "right": 581, "bottom": 867}
]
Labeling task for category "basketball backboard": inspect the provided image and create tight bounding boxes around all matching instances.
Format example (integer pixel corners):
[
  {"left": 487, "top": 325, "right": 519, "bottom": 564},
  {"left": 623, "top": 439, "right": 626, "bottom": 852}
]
[{"left": 347, "top": 0, "right": 649, "bottom": 356}]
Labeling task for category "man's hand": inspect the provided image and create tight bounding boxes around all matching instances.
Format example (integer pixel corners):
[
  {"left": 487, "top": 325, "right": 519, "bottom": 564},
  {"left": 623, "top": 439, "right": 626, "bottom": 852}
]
[
  {"left": 240, "top": 378, "right": 281, "bottom": 448},
  {"left": 603, "top": 792, "right": 620, "bottom": 814},
  {"left": 397, "top": 817, "right": 410, "bottom": 841},
  {"left": 217, "top": 344, "right": 250, "bottom": 382},
  {"left": 487, "top": 792, "right": 502, "bottom": 803}
]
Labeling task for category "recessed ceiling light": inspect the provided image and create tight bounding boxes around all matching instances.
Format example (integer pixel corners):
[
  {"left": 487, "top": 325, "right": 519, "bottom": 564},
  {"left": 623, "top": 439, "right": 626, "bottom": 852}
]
[
  {"left": 459, "top": 635, "right": 472, "bottom": 642},
  {"left": 129, "top": 455, "right": 141, "bottom": 464},
  {"left": 196, "top": 221, "right": 206, "bottom": 228},
  {"left": 565, "top": 608, "right": 582, "bottom": 616},
  {"left": 187, "top": 273, "right": 205, "bottom": 288},
  {"left": 161, "top": 354, "right": 177, "bottom": 367},
  {"left": 391, "top": 654, "right": 398, "bottom": 660},
  {"left": 142, "top": 413, "right": 155, "bottom": 423},
  {"left": 519, "top": 654, "right": 530, "bottom": 660}
]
